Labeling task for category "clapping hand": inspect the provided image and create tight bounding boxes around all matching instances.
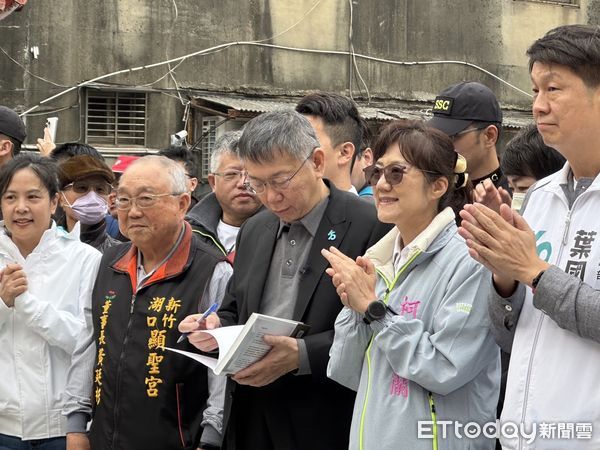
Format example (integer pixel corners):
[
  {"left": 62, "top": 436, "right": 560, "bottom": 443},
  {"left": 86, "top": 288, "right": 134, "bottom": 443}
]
[
  {"left": 321, "top": 246, "right": 377, "bottom": 313},
  {"left": 0, "top": 263, "right": 27, "bottom": 307}
]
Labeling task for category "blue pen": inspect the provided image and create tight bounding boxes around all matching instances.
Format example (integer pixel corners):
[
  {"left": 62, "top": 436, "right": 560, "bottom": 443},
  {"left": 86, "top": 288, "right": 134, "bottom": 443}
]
[{"left": 176, "top": 302, "right": 219, "bottom": 343}]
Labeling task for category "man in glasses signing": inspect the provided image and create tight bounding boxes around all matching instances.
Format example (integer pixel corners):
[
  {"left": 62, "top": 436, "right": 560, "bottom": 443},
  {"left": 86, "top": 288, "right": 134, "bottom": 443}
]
[{"left": 179, "top": 110, "right": 390, "bottom": 450}]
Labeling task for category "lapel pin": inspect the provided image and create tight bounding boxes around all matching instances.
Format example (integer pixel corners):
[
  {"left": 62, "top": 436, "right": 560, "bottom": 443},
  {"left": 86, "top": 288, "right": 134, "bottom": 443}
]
[{"left": 327, "top": 229, "right": 336, "bottom": 241}]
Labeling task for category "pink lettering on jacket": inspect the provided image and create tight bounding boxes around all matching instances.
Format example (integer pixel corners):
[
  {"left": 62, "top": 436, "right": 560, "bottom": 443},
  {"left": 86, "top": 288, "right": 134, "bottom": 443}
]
[
  {"left": 390, "top": 374, "right": 409, "bottom": 398},
  {"left": 400, "top": 296, "right": 421, "bottom": 319}
]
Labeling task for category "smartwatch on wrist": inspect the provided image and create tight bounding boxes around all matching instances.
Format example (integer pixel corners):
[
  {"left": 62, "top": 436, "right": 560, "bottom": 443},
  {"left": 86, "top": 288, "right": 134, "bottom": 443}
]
[{"left": 363, "top": 300, "right": 387, "bottom": 324}]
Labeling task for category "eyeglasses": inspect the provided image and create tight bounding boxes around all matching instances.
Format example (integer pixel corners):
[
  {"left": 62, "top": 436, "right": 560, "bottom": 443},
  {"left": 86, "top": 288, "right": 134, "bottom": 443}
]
[
  {"left": 244, "top": 152, "right": 313, "bottom": 195},
  {"left": 364, "top": 164, "right": 439, "bottom": 186},
  {"left": 64, "top": 180, "right": 113, "bottom": 196},
  {"left": 212, "top": 170, "right": 245, "bottom": 183},
  {"left": 115, "top": 192, "right": 182, "bottom": 210},
  {"left": 451, "top": 126, "right": 487, "bottom": 142},
  {"left": 364, "top": 164, "right": 409, "bottom": 186}
]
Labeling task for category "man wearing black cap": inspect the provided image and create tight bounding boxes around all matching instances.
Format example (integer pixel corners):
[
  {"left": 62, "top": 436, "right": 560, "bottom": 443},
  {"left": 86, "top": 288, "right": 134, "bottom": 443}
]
[
  {"left": 429, "top": 81, "right": 510, "bottom": 191},
  {"left": 0, "top": 105, "right": 25, "bottom": 168}
]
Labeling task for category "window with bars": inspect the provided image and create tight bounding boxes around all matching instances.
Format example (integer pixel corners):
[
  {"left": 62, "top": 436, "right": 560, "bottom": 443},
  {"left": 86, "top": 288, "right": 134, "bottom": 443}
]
[
  {"left": 200, "top": 116, "right": 218, "bottom": 179},
  {"left": 86, "top": 91, "right": 147, "bottom": 147}
]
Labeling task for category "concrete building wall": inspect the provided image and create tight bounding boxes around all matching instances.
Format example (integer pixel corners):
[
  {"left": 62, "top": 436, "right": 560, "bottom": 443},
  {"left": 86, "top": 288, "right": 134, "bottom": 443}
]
[{"left": 0, "top": 0, "right": 597, "bottom": 151}]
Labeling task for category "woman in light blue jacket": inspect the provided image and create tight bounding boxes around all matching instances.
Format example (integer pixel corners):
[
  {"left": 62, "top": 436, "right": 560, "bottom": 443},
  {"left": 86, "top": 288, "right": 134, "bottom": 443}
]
[{"left": 323, "top": 121, "right": 500, "bottom": 450}]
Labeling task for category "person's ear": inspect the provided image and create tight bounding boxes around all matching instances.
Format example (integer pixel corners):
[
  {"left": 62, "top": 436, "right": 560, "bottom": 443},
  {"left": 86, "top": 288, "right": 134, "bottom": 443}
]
[
  {"left": 431, "top": 176, "right": 449, "bottom": 200},
  {"left": 50, "top": 193, "right": 60, "bottom": 215},
  {"left": 0, "top": 139, "right": 13, "bottom": 158},
  {"left": 189, "top": 177, "right": 198, "bottom": 192},
  {"left": 207, "top": 174, "right": 216, "bottom": 191},
  {"left": 312, "top": 147, "right": 326, "bottom": 177},
  {"left": 483, "top": 125, "right": 499, "bottom": 147},
  {"left": 338, "top": 142, "right": 355, "bottom": 166},
  {"left": 362, "top": 147, "right": 374, "bottom": 166},
  {"left": 178, "top": 192, "right": 191, "bottom": 213},
  {"left": 57, "top": 191, "right": 66, "bottom": 208}
]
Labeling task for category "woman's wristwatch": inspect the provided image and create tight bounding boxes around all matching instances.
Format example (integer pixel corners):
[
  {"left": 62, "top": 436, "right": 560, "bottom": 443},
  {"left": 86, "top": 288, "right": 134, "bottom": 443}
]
[{"left": 363, "top": 300, "right": 388, "bottom": 324}]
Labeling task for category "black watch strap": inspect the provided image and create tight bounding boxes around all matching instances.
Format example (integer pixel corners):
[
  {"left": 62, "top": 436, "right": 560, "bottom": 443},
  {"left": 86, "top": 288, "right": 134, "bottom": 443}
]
[
  {"left": 363, "top": 300, "right": 387, "bottom": 324},
  {"left": 531, "top": 269, "right": 546, "bottom": 293}
]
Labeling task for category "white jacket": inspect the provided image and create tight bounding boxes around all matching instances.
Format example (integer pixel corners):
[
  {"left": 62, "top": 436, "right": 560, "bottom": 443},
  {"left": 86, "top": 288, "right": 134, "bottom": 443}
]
[
  {"left": 0, "top": 222, "right": 101, "bottom": 440},
  {"left": 501, "top": 164, "right": 600, "bottom": 449}
]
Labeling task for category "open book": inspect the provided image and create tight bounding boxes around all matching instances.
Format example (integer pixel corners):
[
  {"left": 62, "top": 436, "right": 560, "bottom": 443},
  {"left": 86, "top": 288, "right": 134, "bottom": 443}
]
[{"left": 165, "top": 313, "right": 310, "bottom": 375}]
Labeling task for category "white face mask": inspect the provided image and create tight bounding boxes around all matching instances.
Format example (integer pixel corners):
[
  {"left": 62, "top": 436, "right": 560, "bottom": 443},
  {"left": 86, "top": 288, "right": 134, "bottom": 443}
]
[{"left": 511, "top": 192, "right": 527, "bottom": 211}]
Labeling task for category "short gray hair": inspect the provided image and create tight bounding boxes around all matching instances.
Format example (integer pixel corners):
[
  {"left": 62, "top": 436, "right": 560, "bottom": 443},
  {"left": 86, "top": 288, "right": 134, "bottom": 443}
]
[
  {"left": 210, "top": 130, "right": 242, "bottom": 173},
  {"left": 127, "top": 155, "right": 188, "bottom": 193},
  {"left": 237, "top": 110, "right": 319, "bottom": 164}
]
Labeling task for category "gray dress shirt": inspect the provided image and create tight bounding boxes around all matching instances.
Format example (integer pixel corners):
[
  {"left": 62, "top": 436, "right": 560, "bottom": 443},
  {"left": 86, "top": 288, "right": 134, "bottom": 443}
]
[{"left": 259, "top": 196, "right": 329, "bottom": 375}]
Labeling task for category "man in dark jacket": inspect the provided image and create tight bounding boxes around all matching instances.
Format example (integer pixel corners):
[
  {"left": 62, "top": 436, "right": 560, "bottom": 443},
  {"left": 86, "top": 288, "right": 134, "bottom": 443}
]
[
  {"left": 186, "top": 131, "right": 261, "bottom": 259},
  {"left": 180, "top": 110, "right": 391, "bottom": 450},
  {"left": 64, "top": 156, "right": 231, "bottom": 450}
]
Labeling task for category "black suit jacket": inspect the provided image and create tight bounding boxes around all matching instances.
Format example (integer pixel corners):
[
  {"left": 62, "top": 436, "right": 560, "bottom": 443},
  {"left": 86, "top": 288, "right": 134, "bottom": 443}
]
[{"left": 218, "top": 181, "right": 392, "bottom": 450}]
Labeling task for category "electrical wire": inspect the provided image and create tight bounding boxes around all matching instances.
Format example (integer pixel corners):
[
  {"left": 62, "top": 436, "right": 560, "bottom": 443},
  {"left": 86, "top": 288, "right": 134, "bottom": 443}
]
[
  {"left": 17, "top": 0, "right": 532, "bottom": 118},
  {"left": 254, "top": 0, "right": 322, "bottom": 43},
  {"left": 347, "top": 0, "right": 370, "bottom": 102},
  {"left": 189, "top": 117, "right": 231, "bottom": 153},
  {"left": 0, "top": 44, "right": 69, "bottom": 88},
  {"left": 21, "top": 103, "right": 78, "bottom": 116},
  {"left": 19, "top": 41, "right": 532, "bottom": 117},
  {"left": 167, "top": 0, "right": 187, "bottom": 106}
]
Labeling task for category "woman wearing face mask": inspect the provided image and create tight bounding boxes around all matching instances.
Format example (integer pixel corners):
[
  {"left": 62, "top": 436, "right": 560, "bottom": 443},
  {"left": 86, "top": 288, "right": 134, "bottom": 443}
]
[
  {"left": 0, "top": 154, "right": 101, "bottom": 449},
  {"left": 323, "top": 121, "right": 499, "bottom": 450},
  {"left": 57, "top": 155, "right": 120, "bottom": 252}
]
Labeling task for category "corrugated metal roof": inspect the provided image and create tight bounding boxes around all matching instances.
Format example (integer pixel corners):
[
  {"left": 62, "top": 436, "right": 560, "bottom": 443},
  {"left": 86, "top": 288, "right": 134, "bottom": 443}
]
[{"left": 192, "top": 93, "right": 532, "bottom": 128}]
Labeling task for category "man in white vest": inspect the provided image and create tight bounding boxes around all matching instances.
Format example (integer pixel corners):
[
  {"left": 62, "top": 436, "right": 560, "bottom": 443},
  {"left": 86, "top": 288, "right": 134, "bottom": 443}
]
[{"left": 459, "top": 24, "right": 600, "bottom": 449}]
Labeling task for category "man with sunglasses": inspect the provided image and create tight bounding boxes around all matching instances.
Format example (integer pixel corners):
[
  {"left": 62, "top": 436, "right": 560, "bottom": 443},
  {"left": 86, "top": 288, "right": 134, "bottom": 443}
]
[
  {"left": 186, "top": 131, "right": 262, "bottom": 260},
  {"left": 179, "top": 110, "right": 390, "bottom": 450},
  {"left": 429, "top": 81, "right": 510, "bottom": 192},
  {"left": 57, "top": 154, "right": 119, "bottom": 253}
]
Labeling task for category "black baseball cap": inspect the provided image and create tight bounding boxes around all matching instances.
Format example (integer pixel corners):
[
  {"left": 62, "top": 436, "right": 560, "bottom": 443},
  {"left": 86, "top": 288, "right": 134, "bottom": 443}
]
[
  {"left": 428, "top": 82, "right": 502, "bottom": 136},
  {"left": 0, "top": 106, "right": 26, "bottom": 143}
]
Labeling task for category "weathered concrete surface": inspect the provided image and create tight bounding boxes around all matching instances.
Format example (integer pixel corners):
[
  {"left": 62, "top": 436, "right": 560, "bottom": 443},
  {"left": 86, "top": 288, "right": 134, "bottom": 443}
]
[{"left": 0, "top": 0, "right": 597, "bottom": 149}]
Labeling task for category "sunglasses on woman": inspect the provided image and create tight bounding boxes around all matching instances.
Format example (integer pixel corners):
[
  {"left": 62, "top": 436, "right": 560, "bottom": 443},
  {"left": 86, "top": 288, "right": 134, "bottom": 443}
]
[
  {"left": 363, "top": 163, "right": 441, "bottom": 187},
  {"left": 363, "top": 164, "right": 409, "bottom": 186}
]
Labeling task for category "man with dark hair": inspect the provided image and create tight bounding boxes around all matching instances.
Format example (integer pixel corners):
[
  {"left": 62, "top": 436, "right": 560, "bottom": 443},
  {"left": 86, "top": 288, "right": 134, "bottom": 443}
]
[
  {"left": 296, "top": 92, "right": 364, "bottom": 193},
  {"left": 180, "top": 110, "right": 391, "bottom": 450},
  {"left": 429, "top": 81, "right": 509, "bottom": 191},
  {"left": 501, "top": 123, "right": 565, "bottom": 209},
  {"left": 350, "top": 120, "right": 375, "bottom": 201},
  {"left": 50, "top": 142, "right": 104, "bottom": 162},
  {"left": 459, "top": 24, "right": 600, "bottom": 449},
  {"left": 0, "top": 105, "right": 25, "bottom": 166},
  {"left": 159, "top": 146, "right": 200, "bottom": 210}
]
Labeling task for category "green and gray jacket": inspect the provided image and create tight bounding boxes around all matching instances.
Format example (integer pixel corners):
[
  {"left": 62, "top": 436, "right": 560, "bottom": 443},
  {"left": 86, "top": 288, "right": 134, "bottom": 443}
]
[{"left": 327, "top": 208, "right": 500, "bottom": 450}]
